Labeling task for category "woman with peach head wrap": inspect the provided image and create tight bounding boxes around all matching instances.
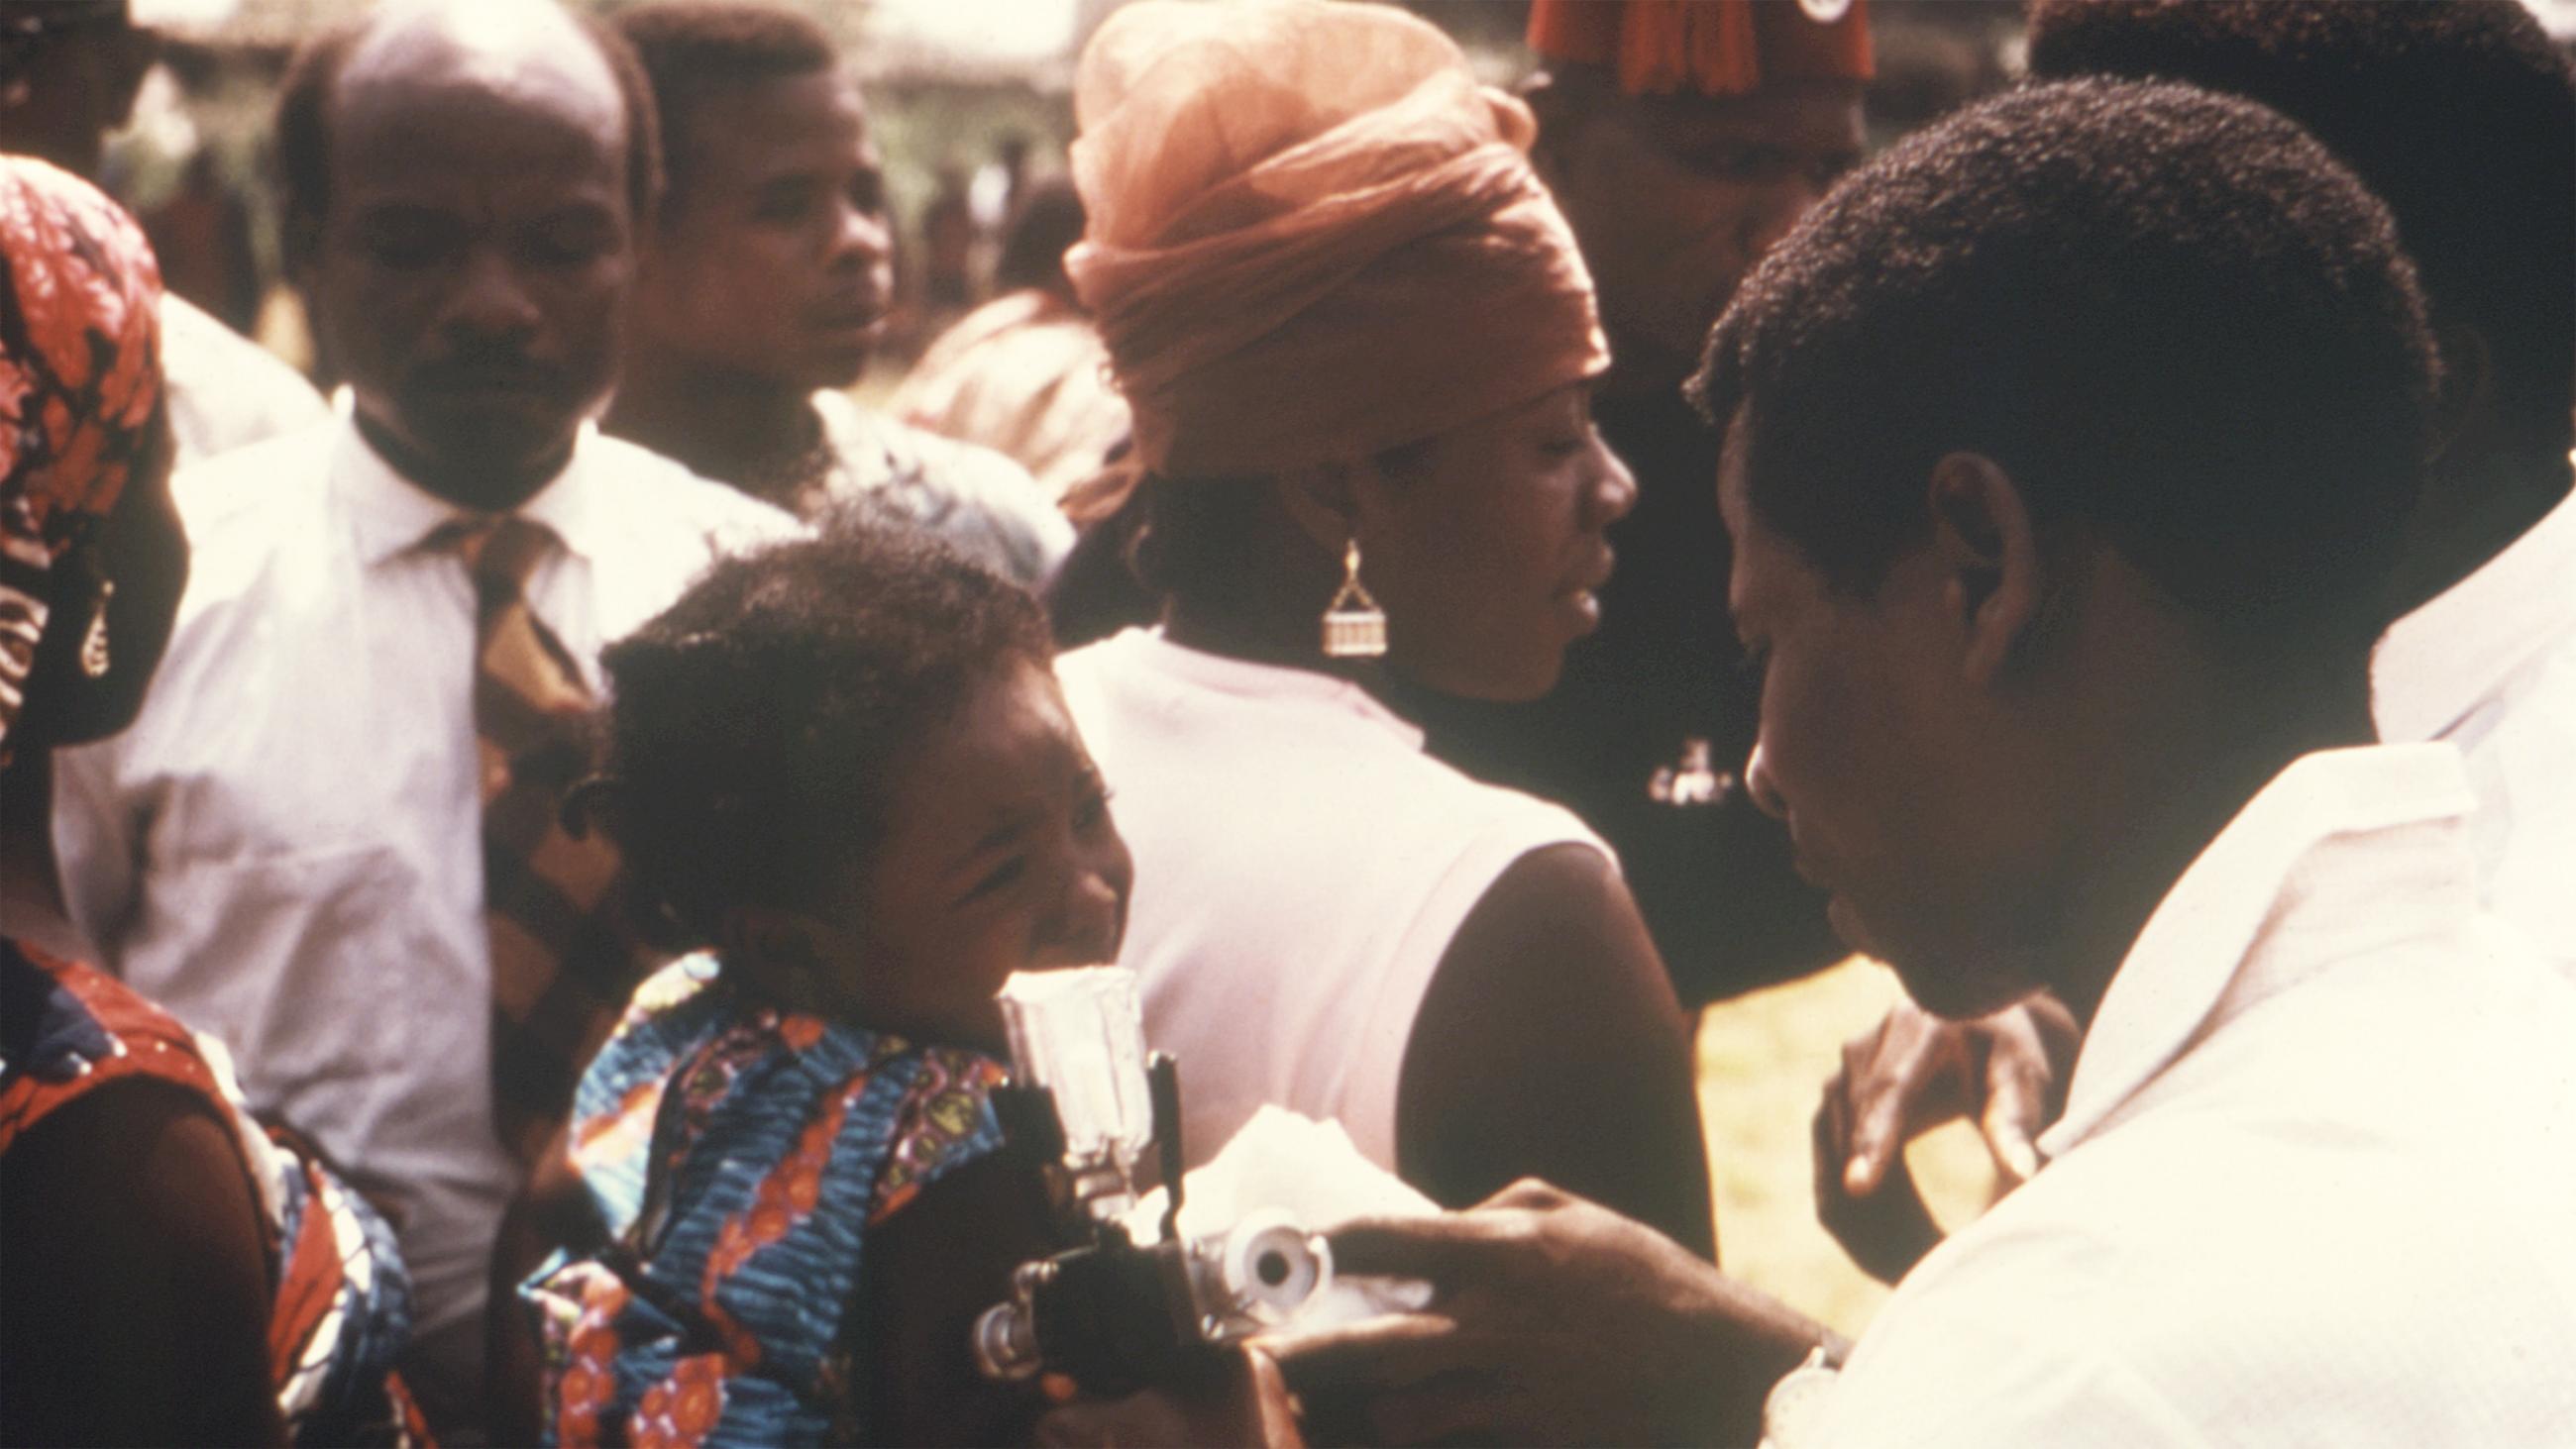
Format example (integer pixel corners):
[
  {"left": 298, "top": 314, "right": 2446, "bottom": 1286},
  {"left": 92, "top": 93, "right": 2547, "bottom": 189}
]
[{"left": 1052, "top": 0, "right": 1714, "bottom": 1258}]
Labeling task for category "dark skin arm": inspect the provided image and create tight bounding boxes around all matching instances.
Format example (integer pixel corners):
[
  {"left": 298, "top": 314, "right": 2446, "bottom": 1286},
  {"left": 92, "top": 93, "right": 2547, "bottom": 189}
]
[
  {"left": 485, "top": 1122, "right": 602, "bottom": 1446},
  {"left": 0, "top": 1080, "right": 286, "bottom": 1448},
  {"left": 858, "top": 1150, "right": 1061, "bottom": 1446},
  {"left": 1398, "top": 844, "right": 1716, "bottom": 1261}
]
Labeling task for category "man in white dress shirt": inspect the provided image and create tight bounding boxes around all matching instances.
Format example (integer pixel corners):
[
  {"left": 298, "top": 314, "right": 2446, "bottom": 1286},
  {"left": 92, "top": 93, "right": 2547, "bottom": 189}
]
[
  {"left": 1263, "top": 79, "right": 2576, "bottom": 1447},
  {"left": 49, "top": 2, "right": 796, "bottom": 1432},
  {"left": 1815, "top": 0, "right": 2576, "bottom": 1275}
]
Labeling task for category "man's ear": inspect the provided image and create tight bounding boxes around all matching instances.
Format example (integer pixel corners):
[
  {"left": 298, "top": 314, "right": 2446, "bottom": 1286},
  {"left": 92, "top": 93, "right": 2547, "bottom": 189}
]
[
  {"left": 1925, "top": 451, "right": 2039, "bottom": 687},
  {"left": 2428, "top": 321, "right": 2494, "bottom": 464}
]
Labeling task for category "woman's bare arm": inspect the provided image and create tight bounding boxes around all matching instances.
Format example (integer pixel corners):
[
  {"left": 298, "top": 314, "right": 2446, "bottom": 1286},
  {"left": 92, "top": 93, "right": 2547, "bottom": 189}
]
[
  {"left": 0, "top": 1080, "right": 286, "bottom": 1447},
  {"left": 1396, "top": 843, "right": 1717, "bottom": 1261}
]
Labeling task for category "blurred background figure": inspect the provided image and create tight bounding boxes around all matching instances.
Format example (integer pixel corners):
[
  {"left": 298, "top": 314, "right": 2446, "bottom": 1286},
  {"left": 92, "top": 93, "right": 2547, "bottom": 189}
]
[
  {"left": 892, "top": 179, "right": 1132, "bottom": 505},
  {"left": 0, "top": 0, "right": 324, "bottom": 466},
  {"left": 605, "top": 0, "right": 1072, "bottom": 584},
  {"left": 918, "top": 160, "right": 976, "bottom": 309},
  {"left": 142, "top": 149, "right": 260, "bottom": 334}
]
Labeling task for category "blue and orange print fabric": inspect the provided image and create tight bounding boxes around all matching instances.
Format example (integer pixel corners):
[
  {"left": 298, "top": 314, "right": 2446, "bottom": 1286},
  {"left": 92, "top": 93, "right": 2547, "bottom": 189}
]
[{"left": 523, "top": 955, "right": 1010, "bottom": 1447}]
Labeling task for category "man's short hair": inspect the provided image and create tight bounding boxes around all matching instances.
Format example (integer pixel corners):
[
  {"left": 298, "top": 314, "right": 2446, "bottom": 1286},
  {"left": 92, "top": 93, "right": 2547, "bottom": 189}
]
[
  {"left": 612, "top": 1, "right": 841, "bottom": 211},
  {"left": 2027, "top": 0, "right": 2575, "bottom": 470},
  {"left": 1692, "top": 78, "right": 2439, "bottom": 662},
  {"left": 273, "top": 8, "right": 663, "bottom": 243}
]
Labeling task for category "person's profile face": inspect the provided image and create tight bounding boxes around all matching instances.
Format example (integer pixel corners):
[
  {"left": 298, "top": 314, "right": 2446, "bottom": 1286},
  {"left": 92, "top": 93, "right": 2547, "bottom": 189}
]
[
  {"left": 631, "top": 68, "right": 893, "bottom": 391},
  {"left": 809, "top": 659, "right": 1133, "bottom": 1055},
  {"left": 1540, "top": 80, "right": 1862, "bottom": 387},
  {"left": 309, "top": 35, "right": 634, "bottom": 491},
  {"left": 1718, "top": 416, "right": 2049, "bottom": 1016},
  {"left": 16, "top": 406, "right": 184, "bottom": 750},
  {"left": 1362, "top": 382, "right": 1637, "bottom": 703}
]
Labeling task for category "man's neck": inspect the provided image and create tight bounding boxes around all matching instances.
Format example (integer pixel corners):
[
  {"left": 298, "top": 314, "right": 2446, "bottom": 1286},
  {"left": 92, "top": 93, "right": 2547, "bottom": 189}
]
[
  {"left": 354, "top": 412, "right": 571, "bottom": 515},
  {"left": 2041, "top": 677, "right": 2380, "bottom": 1030},
  {"left": 2061, "top": 694, "right": 2380, "bottom": 1024},
  {"left": 2387, "top": 445, "right": 2574, "bottom": 619},
  {"left": 603, "top": 357, "right": 824, "bottom": 507}
]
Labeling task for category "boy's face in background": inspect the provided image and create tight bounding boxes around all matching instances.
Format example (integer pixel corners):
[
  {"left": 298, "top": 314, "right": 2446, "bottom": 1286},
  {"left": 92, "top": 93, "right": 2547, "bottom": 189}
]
[{"left": 629, "top": 67, "right": 896, "bottom": 391}]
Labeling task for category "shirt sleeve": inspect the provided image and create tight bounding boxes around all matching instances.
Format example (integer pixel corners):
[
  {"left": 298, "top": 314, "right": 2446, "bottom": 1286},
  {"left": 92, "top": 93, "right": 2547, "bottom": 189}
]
[{"left": 1813, "top": 1338, "right": 2206, "bottom": 1449}]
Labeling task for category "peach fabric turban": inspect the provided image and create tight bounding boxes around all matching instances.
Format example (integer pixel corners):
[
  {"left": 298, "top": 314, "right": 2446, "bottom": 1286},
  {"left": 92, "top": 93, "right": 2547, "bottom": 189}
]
[
  {"left": 1527, "top": 0, "right": 1875, "bottom": 100},
  {"left": 1066, "top": 0, "right": 1609, "bottom": 479},
  {"left": 1, "top": 155, "right": 163, "bottom": 750}
]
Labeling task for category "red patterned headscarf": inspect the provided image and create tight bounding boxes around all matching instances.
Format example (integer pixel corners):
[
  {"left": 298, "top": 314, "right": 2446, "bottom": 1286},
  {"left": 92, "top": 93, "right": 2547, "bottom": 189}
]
[
  {"left": 1527, "top": 0, "right": 1874, "bottom": 99},
  {"left": 0, "top": 155, "right": 163, "bottom": 751}
]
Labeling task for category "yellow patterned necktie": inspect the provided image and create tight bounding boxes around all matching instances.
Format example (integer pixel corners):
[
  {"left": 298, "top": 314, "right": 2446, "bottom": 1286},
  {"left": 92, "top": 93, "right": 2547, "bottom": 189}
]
[{"left": 433, "top": 515, "right": 654, "bottom": 1164}]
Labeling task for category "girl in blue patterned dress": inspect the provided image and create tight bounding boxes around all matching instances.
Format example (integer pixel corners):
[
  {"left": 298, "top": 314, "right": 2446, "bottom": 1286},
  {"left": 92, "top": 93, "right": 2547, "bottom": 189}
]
[{"left": 515, "top": 527, "right": 1133, "bottom": 1446}]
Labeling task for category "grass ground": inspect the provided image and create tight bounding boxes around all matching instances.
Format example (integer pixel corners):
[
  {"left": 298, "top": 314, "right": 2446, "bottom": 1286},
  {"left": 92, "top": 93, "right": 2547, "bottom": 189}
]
[{"left": 1695, "top": 957, "right": 2003, "bottom": 1338}]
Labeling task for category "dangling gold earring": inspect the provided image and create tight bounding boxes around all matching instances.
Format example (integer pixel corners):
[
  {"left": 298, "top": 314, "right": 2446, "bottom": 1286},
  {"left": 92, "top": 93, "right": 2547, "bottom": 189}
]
[
  {"left": 1321, "top": 540, "right": 1387, "bottom": 659},
  {"left": 78, "top": 580, "right": 114, "bottom": 679}
]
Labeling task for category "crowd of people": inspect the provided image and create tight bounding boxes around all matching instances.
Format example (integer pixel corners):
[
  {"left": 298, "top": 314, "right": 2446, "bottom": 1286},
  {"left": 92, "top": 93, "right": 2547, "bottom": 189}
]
[{"left": 0, "top": 0, "right": 2569, "bottom": 1444}]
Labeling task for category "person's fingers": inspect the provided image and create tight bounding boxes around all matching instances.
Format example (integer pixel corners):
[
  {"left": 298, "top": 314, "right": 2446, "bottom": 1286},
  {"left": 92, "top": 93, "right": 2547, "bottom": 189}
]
[
  {"left": 1263, "top": 1310, "right": 1472, "bottom": 1397},
  {"left": 2026, "top": 991, "right": 2084, "bottom": 1082},
  {"left": 1813, "top": 1078, "right": 1853, "bottom": 1212},
  {"left": 1841, "top": 1011, "right": 1940, "bottom": 1197},
  {"left": 1975, "top": 997, "right": 2080, "bottom": 1186},
  {"left": 1979, "top": 1042, "right": 2049, "bottom": 1187},
  {"left": 1322, "top": 1215, "right": 1490, "bottom": 1284},
  {"left": 1817, "top": 1143, "right": 1942, "bottom": 1286}
]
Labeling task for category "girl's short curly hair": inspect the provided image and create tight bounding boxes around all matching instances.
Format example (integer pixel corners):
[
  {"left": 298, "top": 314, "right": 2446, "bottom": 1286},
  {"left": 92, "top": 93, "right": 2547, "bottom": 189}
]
[{"left": 591, "top": 519, "right": 1053, "bottom": 949}]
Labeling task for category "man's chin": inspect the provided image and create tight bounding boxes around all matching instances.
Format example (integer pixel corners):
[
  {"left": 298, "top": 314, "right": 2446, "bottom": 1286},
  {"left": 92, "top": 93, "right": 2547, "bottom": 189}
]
[
  {"left": 385, "top": 411, "right": 585, "bottom": 504},
  {"left": 1838, "top": 901, "right": 2042, "bottom": 1020},
  {"left": 795, "top": 335, "right": 874, "bottom": 390},
  {"left": 1887, "top": 953, "right": 2044, "bottom": 1023}
]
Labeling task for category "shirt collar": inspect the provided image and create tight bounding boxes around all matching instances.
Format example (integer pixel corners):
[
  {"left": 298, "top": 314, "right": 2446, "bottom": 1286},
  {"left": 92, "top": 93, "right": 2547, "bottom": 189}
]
[
  {"left": 2038, "top": 743, "right": 2480, "bottom": 1163},
  {"left": 332, "top": 398, "right": 619, "bottom": 569},
  {"left": 2373, "top": 468, "right": 2576, "bottom": 746}
]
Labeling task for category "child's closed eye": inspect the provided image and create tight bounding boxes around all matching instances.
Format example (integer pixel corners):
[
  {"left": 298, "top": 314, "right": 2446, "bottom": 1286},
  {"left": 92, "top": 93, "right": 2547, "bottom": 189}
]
[{"left": 960, "top": 856, "right": 1028, "bottom": 906}]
